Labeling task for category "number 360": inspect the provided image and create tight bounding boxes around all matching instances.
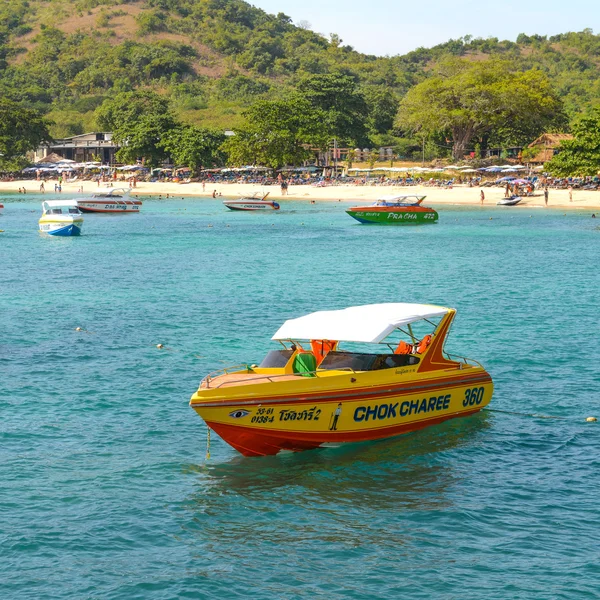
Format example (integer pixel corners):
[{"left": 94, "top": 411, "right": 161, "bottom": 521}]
[{"left": 463, "top": 387, "right": 485, "bottom": 406}]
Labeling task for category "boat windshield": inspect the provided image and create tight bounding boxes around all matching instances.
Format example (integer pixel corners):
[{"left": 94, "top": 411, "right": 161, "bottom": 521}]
[
  {"left": 318, "top": 351, "right": 419, "bottom": 371},
  {"left": 376, "top": 199, "right": 417, "bottom": 207},
  {"left": 259, "top": 349, "right": 294, "bottom": 368}
]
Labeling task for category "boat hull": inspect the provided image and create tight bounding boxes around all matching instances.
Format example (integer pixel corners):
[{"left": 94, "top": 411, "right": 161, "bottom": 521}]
[
  {"left": 224, "top": 201, "right": 280, "bottom": 211},
  {"left": 191, "top": 369, "right": 493, "bottom": 457},
  {"left": 206, "top": 408, "right": 481, "bottom": 456},
  {"left": 77, "top": 200, "right": 141, "bottom": 213},
  {"left": 39, "top": 218, "right": 83, "bottom": 236},
  {"left": 347, "top": 206, "right": 438, "bottom": 224}
]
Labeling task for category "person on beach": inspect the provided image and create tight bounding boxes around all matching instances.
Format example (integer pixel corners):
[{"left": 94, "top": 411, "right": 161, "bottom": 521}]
[
  {"left": 480, "top": 190, "right": 485, "bottom": 205},
  {"left": 40, "top": 182, "right": 45, "bottom": 193},
  {"left": 505, "top": 183, "right": 510, "bottom": 198},
  {"left": 212, "top": 190, "right": 216, "bottom": 198},
  {"left": 568, "top": 186, "right": 573, "bottom": 202},
  {"left": 544, "top": 188, "right": 549, "bottom": 206},
  {"left": 202, "top": 181, "right": 205, "bottom": 192}
]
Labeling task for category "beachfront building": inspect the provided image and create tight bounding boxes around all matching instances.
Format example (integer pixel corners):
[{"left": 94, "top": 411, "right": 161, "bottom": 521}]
[
  {"left": 33, "top": 133, "right": 119, "bottom": 164},
  {"left": 526, "top": 133, "right": 574, "bottom": 163}
]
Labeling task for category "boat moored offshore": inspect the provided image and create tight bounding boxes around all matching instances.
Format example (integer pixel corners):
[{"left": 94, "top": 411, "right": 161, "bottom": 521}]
[
  {"left": 190, "top": 303, "right": 493, "bottom": 457},
  {"left": 223, "top": 192, "right": 280, "bottom": 211},
  {"left": 38, "top": 200, "right": 84, "bottom": 236},
  {"left": 347, "top": 195, "right": 438, "bottom": 224},
  {"left": 76, "top": 188, "right": 142, "bottom": 213},
  {"left": 497, "top": 195, "right": 522, "bottom": 206}
]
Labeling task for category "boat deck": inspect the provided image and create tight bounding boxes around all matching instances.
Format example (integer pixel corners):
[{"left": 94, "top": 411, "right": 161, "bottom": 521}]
[{"left": 201, "top": 372, "right": 303, "bottom": 389}]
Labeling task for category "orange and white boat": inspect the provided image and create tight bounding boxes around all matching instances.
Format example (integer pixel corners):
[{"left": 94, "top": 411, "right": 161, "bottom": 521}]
[
  {"left": 76, "top": 188, "right": 142, "bottom": 213},
  {"left": 190, "top": 304, "right": 494, "bottom": 457}
]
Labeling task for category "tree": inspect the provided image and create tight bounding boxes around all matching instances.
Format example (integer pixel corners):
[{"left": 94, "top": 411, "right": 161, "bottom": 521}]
[
  {"left": 546, "top": 109, "right": 600, "bottom": 176},
  {"left": 223, "top": 95, "right": 328, "bottom": 168},
  {"left": 114, "top": 113, "right": 176, "bottom": 166},
  {"left": 363, "top": 86, "right": 399, "bottom": 135},
  {"left": 96, "top": 91, "right": 176, "bottom": 165},
  {"left": 96, "top": 90, "right": 171, "bottom": 132},
  {"left": 297, "top": 73, "right": 369, "bottom": 146},
  {"left": 396, "top": 59, "right": 564, "bottom": 160},
  {"left": 0, "top": 99, "right": 51, "bottom": 167},
  {"left": 160, "top": 125, "right": 226, "bottom": 172}
]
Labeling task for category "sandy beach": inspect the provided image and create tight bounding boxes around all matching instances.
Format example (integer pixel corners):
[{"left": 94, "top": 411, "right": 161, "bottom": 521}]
[{"left": 2, "top": 179, "right": 600, "bottom": 209}]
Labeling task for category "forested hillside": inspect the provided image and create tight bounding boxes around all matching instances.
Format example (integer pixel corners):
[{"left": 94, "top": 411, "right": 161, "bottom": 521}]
[{"left": 1, "top": 0, "right": 600, "bottom": 156}]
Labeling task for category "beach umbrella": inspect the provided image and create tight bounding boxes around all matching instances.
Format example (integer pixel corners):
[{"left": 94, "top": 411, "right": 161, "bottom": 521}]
[{"left": 460, "top": 168, "right": 477, "bottom": 173}]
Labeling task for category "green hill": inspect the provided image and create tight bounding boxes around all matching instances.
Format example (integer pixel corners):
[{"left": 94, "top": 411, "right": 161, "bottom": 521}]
[{"left": 1, "top": 0, "right": 600, "bottom": 141}]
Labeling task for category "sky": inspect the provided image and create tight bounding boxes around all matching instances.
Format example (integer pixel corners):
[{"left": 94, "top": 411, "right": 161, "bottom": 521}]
[{"left": 250, "top": 0, "right": 599, "bottom": 56}]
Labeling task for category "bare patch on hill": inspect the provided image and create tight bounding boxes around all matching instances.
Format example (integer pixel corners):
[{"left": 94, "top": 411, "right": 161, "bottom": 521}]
[{"left": 9, "top": 2, "right": 240, "bottom": 78}]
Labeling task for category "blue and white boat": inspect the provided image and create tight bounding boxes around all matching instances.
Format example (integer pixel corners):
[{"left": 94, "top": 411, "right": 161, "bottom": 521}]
[{"left": 38, "top": 200, "right": 84, "bottom": 236}]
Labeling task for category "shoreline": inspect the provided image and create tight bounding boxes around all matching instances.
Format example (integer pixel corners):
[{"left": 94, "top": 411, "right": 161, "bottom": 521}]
[{"left": 1, "top": 180, "right": 599, "bottom": 210}]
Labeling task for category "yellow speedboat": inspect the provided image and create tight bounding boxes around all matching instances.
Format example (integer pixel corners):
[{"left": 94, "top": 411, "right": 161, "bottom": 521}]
[{"left": 190, "top": 304, "right": 493, "bottom": 457}]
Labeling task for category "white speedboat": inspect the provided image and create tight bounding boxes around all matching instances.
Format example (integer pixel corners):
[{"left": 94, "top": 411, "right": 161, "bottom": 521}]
[
  {"left": 76, "top": 188, "right": 142, "bottom": 213},
  {"left": 223, "top": 192, "right": 280, "bottom": 211},
  {"left": 497, "top": 195, "right": 522, "bottom": 206},
  {"left": 39, "top": 200, "right": 84, "bottom": 236}
]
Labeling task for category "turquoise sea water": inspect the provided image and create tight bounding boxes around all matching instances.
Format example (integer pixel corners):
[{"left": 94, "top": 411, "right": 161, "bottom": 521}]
[{"left": 2, "top": 194, "right": 600, "bottom": 599}]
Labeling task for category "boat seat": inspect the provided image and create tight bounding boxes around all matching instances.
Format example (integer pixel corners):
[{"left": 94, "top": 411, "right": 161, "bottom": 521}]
[{"left": 292, "top": 352, "right": 317, "bottom": 377}]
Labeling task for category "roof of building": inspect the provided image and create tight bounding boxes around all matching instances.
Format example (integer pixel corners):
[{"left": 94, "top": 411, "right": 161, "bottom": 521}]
[{"left": 528, "top": 133, "right": 573, "bottom": 148}]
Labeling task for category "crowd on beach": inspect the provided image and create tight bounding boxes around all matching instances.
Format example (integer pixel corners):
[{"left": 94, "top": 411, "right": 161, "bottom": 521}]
[{"left": 2, "top": 165, "right": 599, "bottom": 195}]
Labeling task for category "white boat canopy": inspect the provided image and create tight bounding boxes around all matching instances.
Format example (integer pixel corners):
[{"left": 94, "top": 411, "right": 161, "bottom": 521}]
[
  {"left": 90, "top": 188, "right": 130, "bottom": 195},
  {"left": 272, "top": 303, "right": 451, "bottom": 344},
  {"left": 42, "top": 200, "right": 80, "bottom": 208},
  {"left": 377, "top": 194, "right": 425, "bottom": 202}
]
